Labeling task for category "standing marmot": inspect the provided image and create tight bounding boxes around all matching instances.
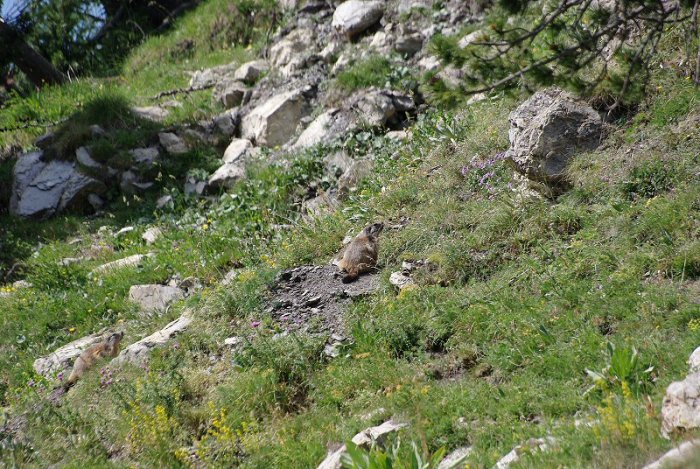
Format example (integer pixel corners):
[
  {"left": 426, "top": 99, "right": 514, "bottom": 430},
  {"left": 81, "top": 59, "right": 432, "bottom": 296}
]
[
  {"left": 63, "top": 331, "right": 124, "bottom": 389},
  {"left": 337, "top": 222, "right": 384, "bottom": 283}
]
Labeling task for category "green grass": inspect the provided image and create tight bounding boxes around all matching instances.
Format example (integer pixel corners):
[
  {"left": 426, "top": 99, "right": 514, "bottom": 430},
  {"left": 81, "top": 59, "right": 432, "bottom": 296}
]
[
  {"left": 334, "top": 55, "right": 418, "bottom": 94},
  {"left": 3, "top": 1, "right": 700, "bottom": 467}
]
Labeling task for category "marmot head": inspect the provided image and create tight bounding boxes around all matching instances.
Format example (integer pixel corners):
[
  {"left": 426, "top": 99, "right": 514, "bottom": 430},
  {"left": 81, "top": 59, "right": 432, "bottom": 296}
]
[
  {"left": 107, "top": 331, "right": 124, "bottom": 346},
  {"left": 363, "top": 222, "right": 384, "bottom": 237}
]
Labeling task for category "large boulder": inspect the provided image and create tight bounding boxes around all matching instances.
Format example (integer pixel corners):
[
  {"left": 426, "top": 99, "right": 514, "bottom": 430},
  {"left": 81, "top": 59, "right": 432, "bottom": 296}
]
[
  {"left": 208, "top": 163, "right": 246, "bottom": 190},
  {"left": 222, "top": 138, "right": 253, "bottom": 164},
  {"left": 505, "top": 88, "right": 603, "bottom": 189},
  {"left": 10, "top": 152, "right": 106, "bottom": 218},
  {"left": 241, "top": 89, "right": 310, "bottom": 147},
  {"left": 332, "top": 0, "right": 384, "bottom": 38},
  {"left": 214, "top": 81, "right": 249, "bottom": 108}
]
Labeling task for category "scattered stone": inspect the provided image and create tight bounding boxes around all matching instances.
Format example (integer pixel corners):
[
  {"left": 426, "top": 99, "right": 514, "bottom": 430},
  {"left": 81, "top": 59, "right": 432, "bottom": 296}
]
[
  {"left": 132, "top": 106, "right": 170, "bottom": 123},
  {"left": 223, "top": 138, "right": 253, "bottom": 164},
  {"left": 156, "top": 195, "right": 174, "bottom": 209},
  {"left": 114, "top": 311, "right": 193, "bottom": 365},
  {"left": 213, "top": 109, "right": 240, "bottom": 137},
  {"left": 89, "top": 124, "right": 107, "bottom": 138},
  {"left": 215, "top": 81, "right": 248, "bottom": 108},
  {"left": 293, "top": 109, "right": 357, "bottom": 150},
  {"left": 320, "top": 40, "right": 344, "bottom": 63},
  {"left": 158, "top": 132, "right": 188, "bottom": 155},
  {"left": 268, "top": 265, "right": 380, "bottom": 335},
  {"left": 115, "top": 226, "right": 135, "bottom": 237},
  {"left": 643, "top": 440, "right": 700, "bottom": 469},
  {"left": 437, "top": 446, "right": 473, "bottom": 469},
  {"left": 338, "top": 159, "right": 374, "bottom": 197},
  {"left": 33, "top": 332, "right": 106, "bottom": 378},
  {"left": 91, "top": 253, "right": 154, "bottom": 274},
  {"left": 269, "top": 28, "right": 315, "bottom": 71},
  {"left": 184, "top": 174, "right": 208, "bottom": 197},
  {"left": 58, "top": 257, "right": 84, "bottom": 267},
  {"left": 397, "top": 0, "right": 432, "bottom": 14},
  {"left": 353, "top": 89, "right": 415, "bottom": 128},
  {"left": 130, "top": 147, "right": 160, "bottom": 167},
  {"left": 302, "top": 191, "right": 341, "bottom": 221},
  {"left": 394, "top": 28, "right": 424, "bottom": 55},
  {"left": 324, "top": 151, "right": 354, "bottom": 177},
  {"left": 224, "top": 336, "right": 243, "bottom": 347},
  {"left": 389, "top": 271, "right": 414, "bottom": 290},
  {"left": 317, "top": 420, "right": 407, "bottom": 469},
  {"left": 10, "top": 152, "right": 107, "bottom": 218},
  {"left": 120, "top": 170, "right": 153, "bottom": 194},
  {"left": 75, "top": 147, "right": 102, "bottom": 170},
  {"left": 332, "top": 0, "right": 385, "bottom": 39},
  {"left": 386, "top": 130, "right": 410, "bottom": 141},
  {"left": 662, "top": 352, "right": 700, "bottom": 436},
  {"left": 128, "top": 284, "right": 185, "bottom": 315},
  {"left": 234, "top": 60, "right": 269, "bottom": 84},
  {"left": 495, "top": 437, "right": 556, "bottom": 469},
  {"left": 222, "top": 268, "right": 241, "bottom": 286},
  {"left": 208, "top": 163, "right": 246, "bottom": 190},
  {"left": 506, "top": 87, "right": 604, "bottom": 192},
  {"left": 142, "top": 227, "right": 163, "bottom": 245},
  {"left": 241, "top": 89, "right": 310, "bottom": 147}
]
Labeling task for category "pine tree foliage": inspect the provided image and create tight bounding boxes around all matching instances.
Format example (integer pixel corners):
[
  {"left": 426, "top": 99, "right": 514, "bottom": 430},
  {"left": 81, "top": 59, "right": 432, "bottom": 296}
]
[{"left": 427, "top": 0, "right": 700, "bottom": 110}]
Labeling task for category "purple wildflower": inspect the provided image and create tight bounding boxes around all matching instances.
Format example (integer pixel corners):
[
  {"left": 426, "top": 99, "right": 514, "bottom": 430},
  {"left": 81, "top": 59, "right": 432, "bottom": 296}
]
[{"left": 251, "top": 321, "right": 261, "bottom": 328}]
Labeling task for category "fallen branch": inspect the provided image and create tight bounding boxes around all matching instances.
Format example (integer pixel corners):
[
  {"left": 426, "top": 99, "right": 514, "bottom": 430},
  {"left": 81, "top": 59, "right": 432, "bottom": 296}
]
[
  {"left": 0, "top": 116, "right": 69, "bottom": 133},
  {"left": 151, "top": 83, "right": 214, "bottom": 100}
]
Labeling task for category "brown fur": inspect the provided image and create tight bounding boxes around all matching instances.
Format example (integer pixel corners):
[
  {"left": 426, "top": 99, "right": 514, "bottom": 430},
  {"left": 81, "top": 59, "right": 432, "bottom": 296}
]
[
  {"left": 338, "top": 223, "right": 384, "bottom": 283},
  {"left": 63, "top": 332, "right": 124, "bottom": 389}
]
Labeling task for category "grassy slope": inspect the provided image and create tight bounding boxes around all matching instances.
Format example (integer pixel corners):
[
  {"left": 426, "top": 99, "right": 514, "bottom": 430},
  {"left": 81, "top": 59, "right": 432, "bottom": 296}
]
[{"left": 2, "top": 1, "right": 700, "bottom": 467}]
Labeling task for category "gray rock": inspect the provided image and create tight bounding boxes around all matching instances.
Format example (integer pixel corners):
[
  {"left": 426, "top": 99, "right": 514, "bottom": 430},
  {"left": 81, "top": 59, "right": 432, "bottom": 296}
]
[
  {"left": 689, "top": 346, "right": 700, "bottom": 373},
  {"left": 395, "top": 29, "right": 424, "bottom": 55},
  {"left": 324, "top": 150, "right": 354, "bottom": 177},
  {"left": 89, "top": 124, "right": 107, "bottom": 138},
  {"left": 302, "top": 191, "right": 341, "bottom": 221},
  {"left": 128, "top": 284, "right": 185, "bottom": 315},
  {"left": 114, "top": 311, "right": 193, "bottom": 365},
  {"left": 495, "top": 437, "right": 556, "bottom": 469},
  {"left": 130, "top": 147, "right": 160, "bottom": 167},
  {"left": 213, "top": 110, "right": 240, "bottom": 137},
  {"left": 91, "top": 253, "right": 154, "bottom": 274},
  {"left": 75, "top": 147, "right": 102, "bottom": 170},
  {"left": 234, "top": 60, "right": 269, "bottom": 84},
  {"left": 208, "top": 163, "right": 246, "bottom": 190},
  {"left": 132, "top": 106, "right": 170, "bottom": 122},
  {"left": 156, "top": 195, "right": 174, "bottom": 209},
  {"left": 332, "top": 0, "right": 384, "bottom": 39},
  {"left": 241, "top": 89, "right": 310, "bottom": 147},
  {"left": 389, "top": 271, "right": 414, "bottom": 290},
  {"left": 506, "top": 88, "right": 604, "bottom": 189},
  {"left": 215, "top": 81, "right": 248, "bottom": 108},
  {"left": 222, "top": 138, "right": 253, "bottom": 164},
  {"left": 662, "top": 371, "right": 700, "bottom": 436},
  {"left": 158, "top": 132, "right": 188, "bottom": 155},
  {"left": 293, "top": 109, "right": 357, "bottom": 150},
  {"left": 189, "top": 62, "right": 238, "bottom": 88},
  {"left": 142, "top": 227, "right": 163, "bottom": 245},
  {"left": 643, "top": 440, "right": 700, "bottom": 469},
  {"left": 397, "top": 0, "right": 432, "bottom": 13},
  {"left": 317, "top": 420, "right": 407, "bottom": 469},
  {"left": 437, "top": 446, "right": 473, "bottom": 469},
  {"left": 338, "top": 159, "right": 374, "bottom": 197},
  {"left": 88, "top": 193, "right": 104, "bottom": 211},
  {"left": 184, "top": 174, "right": 208, "bottom": 196},
  {"left": 115, "top": 226, "right": 135, "bottom": 237},
  {"left": 120, "top": 170, "right": 153, "bottom": 194},
  {"left": 10, "top": 154, "right": 106, "bottom": 218},
  {"left": 319, "top": 40, "right": 344, "bottom": 63},
  {"left": 33, "top": 332, "right": 106, "bottom": 378},
  {"left": 269, "top": 28, "right": 315, "bottom": 71},
  {"left": 34, "top": 132, "right": 55, "bottom": 149}
]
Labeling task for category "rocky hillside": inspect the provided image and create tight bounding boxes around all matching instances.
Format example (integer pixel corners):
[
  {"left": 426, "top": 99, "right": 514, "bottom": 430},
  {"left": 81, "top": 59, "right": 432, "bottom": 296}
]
[{"left": 2, "top": 0, "right": 700, "bottom": 467}]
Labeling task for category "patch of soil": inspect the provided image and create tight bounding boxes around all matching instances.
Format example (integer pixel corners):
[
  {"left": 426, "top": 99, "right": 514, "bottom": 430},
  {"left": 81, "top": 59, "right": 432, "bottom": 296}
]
[{"left": 266, "top": 265, "right": 379, "bottom": 335}]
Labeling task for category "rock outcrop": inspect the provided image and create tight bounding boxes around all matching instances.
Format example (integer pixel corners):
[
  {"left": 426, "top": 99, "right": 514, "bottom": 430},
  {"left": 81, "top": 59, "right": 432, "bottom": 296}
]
[
  {"left": 317, "top": 419, "right": 407, "bottom": 469},
  {"left": 10, "top": 151, "right": 107, "bottom": 218},
  {"left": 661, "top": 346, "right": 700, "bottom": 436},
  {"left": 128, "top": 284, "right": 185, "bottom": 315},
  {"left": 33, "top": 332, "right": 107, "bottom": 378}
]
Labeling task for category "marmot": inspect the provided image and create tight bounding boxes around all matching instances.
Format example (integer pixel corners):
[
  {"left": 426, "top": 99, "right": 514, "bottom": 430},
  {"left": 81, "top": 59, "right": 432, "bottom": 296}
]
[
  {"left": 63, "top": 331, "right": 124, "bottom": 389},
  {"left": 337, "top": 222, "right": 384, "bottom": 283}
]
